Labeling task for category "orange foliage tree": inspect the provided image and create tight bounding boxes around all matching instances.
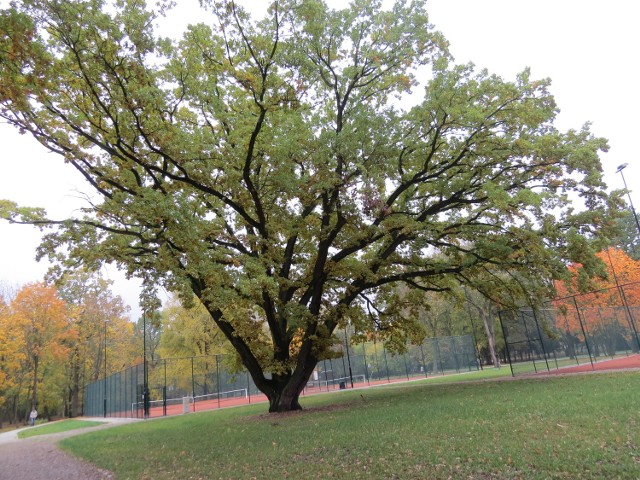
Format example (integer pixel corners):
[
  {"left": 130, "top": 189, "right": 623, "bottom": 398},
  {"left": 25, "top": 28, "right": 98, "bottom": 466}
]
[
  {"left": 57, "top": 271, "right": 136, "bottom": 417},
  {"left": 1, "top": 283, "right": 70, "bottom": 423},
  {"left": 0, "top": 277, "right": 139, "bottom": 424},
  {"left": 553, "top": 248, "right": 640, "bottom": 356},
  {"left": 0, "top": 296, "right": 14, "bottom": 417}
]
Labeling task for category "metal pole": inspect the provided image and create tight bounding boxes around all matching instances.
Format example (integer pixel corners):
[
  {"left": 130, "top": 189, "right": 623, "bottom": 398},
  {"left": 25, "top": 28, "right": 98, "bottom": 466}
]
[
  {"left": 324, "top": 360, "right": 331, "bottom": 392},
  {"left": 497, "top": 310, "right": 515, "bottom": 377},
  {"left": 530, "top": 308, "right": 551, "bottom": 372},
  {"left": 163, "top": 360, "right": 167, "bottom": 417},
  {"left": 616, "top": 163, "right": 640, "bottom": 236},
  {"left": 216, "top": 355, "right": 221, "bottom": 409},
  {"left": 362, "top": 343, "right": 370, "bottom": 385},
  {"left": 382, "top": 341, "right": 391, "bottom": 382},
  {"left": 372, "top": 338, "right": 383, "bottom": 382},
  {"left": 103, "top": 320, "right": 107, "bottom": 418},
  {"left": 572, "top": 296, "right": 595, "bottom": 368},
  {"left": 339, "top": 338, "right": 348, "bottom": 385},
  {"left": 143, "top": 313, "right": 149, "bottom": 419},
  {"left": 125, "top": 366, "right": 129, "bottom": 418},
  {"left": 191, "top": 357, "right": 196, "bottom": 412}
]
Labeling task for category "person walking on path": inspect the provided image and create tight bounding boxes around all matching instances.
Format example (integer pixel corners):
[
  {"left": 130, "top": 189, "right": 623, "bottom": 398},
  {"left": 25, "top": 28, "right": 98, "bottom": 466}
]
[{"left": 29, "top": 408, "right": 37, "bottom": 427}]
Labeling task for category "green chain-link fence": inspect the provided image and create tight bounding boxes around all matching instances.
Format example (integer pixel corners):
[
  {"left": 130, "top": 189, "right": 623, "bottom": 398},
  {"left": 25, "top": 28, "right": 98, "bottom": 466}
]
[
  {"left": 500, "top": 282, "right": 640, "bottom": 376},
  {"left": 84, "top": 333, "right": 478, "bottom": 418}
]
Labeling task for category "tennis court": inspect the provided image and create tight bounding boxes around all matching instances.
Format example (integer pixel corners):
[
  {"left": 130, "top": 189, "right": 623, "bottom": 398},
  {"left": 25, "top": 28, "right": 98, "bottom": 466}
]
[
  {"left": 85, "top": 333, "right": 480, "bottom": 419},
  {"left": 136, "top": 375, "right": 398, "bottom": 418},
  {"left": 537, "top": 353, "right": 640, "bottom": 375}
]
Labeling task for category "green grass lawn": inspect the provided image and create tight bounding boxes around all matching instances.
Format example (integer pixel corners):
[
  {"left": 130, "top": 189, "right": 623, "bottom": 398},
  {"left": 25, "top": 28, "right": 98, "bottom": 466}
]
[
  {"left": 61, "top": 372, "right": 640, "bottom": 479},
  {"left": 416, "top": 365, "right": 511, "bottom": 384},
  {"left": 18, "top": 419, "right": 104, "bottom": 439}
]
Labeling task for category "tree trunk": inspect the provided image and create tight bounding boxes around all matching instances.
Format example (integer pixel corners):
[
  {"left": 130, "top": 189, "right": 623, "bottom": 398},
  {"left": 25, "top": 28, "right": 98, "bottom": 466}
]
[
  {"left": 68, "top": 347, "right": 81, "bottom": 417},
  {"left": 203, "top": 302, "right": 321, "bottom": 413},
  {"left": 267, "top": 388, "right": 303, "bottom": 413},
  {"left": 258, "top": 343, "right": 320, "bottom": 413},
  {"left": 264, "top": 357, "right": 318, "bottom": 412},
  {"left": 482, "top": 309, "right": 501, "bottom": 368},
  {"left": 11, "top": 394, "right": 19, "bottom": 424},
  {"left": 31, "top": 354, "right": 39, "bottom": 410},
  {"left": 71, "top": 384, "right": 80, "bottom": 417}
]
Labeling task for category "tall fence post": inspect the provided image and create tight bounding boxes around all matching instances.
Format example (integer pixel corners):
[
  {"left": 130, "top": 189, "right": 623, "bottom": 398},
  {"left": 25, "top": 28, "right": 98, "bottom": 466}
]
[
  {"left": 163, "top": 360, "right": 167, "bottom": 417},
  {"left": 519, "top": 310, "right": 537, "bottom": 371},
  {"left": 191, "top": 357, "right": 196, "bottom": 412},
  {"left": 403, "top": 352, "right": 410, "bottom": 380},
  {"left": 382, "top": 342, "right": 390, "bottom": 382},
  {"left": 216, "top": 355, "right": 221, "bottom": 409},
  {"left": 530, "top": 308, "right": 551, "bottom": 372},
  {"left": 324, "top": 360, "right": 331, "bottom": 392},
  {"left": 498, "top": 310, "right": 515, "bottom": 377},
  {"left": 362, "top": 343, "right": 370, "bottom": 384},
  {"left": 572, "top": 296, "right": 595, "bottom": 368}
]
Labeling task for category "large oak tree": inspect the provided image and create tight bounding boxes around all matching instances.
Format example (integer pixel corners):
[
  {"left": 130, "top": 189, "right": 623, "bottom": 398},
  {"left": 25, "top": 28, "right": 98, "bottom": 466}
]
[{"left": 0, "top": 0, "right": 620, "bottom": 411}]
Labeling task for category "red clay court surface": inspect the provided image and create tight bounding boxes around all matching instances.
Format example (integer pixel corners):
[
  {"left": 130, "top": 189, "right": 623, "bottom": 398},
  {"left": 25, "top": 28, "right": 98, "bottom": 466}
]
[{"left": 537, "top": 353, "right": 640, "bottom": 375}]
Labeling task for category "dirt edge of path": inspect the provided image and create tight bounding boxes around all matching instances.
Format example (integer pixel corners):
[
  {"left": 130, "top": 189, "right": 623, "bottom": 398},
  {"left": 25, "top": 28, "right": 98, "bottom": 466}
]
[{"left": 0, "top": 419, "right": 139, "bottom": 480}]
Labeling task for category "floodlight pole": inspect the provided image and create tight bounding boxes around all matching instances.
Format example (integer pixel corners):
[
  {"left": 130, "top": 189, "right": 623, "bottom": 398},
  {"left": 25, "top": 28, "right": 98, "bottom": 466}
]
[
  {"left": 103, "top": 319, "right": 107, "bottom": 418},
  {"left": 143, "top": 312, "right": 149, "bottom": 419},
  {"left": 616, "top": 163, "right": 640, "bottom": 237}
]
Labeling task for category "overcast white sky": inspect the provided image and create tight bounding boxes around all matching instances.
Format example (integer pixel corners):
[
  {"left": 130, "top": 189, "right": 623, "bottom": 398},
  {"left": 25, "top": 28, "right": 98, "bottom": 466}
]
[{"left": 1, "top": 0, "right": 638, "bottom": 319}]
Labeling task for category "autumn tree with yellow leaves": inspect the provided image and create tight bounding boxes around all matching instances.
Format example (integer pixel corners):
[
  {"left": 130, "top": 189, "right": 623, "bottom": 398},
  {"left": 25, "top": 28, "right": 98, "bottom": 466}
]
[
  {"left": 0, "top": 277, "right": 135, "bottom": 424},
  {"left": 0, "top": 283, "right": 68, "bottom": 423}
]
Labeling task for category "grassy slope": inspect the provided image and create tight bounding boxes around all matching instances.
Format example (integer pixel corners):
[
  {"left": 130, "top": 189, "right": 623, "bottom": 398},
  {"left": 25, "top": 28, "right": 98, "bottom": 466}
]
[{"left": 61, "top": 371, "right": 640, "bottom": 479}]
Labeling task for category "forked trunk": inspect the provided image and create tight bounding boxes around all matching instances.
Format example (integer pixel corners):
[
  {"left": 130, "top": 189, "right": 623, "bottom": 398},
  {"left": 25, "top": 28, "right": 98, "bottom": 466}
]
[
  {"left": 268, "top": 389, "right": 303, "bottom": 413},
  {"left": 264, "top": 353, "right": 319, "bottom": 413},
  {"left": 265, "top": 368, "right": 312, "bottom": 413}
]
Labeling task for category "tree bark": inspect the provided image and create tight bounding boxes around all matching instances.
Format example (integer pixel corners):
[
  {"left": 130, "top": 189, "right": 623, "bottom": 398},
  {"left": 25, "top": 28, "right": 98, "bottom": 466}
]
[
  {"left": 267, "top": 388, "right": 303, "bottom": 413},
  {"left": 31, "top": 354, "right": 39, "bottom": 410},
  {"left": 482, "top": 308, "right": 501, "bottom": 368},
  {"left": 263, "top": 341, "right": 320, "bottom": 413},
  {"left": 266, "top": 364, "right": 316, "bottom": 413}
]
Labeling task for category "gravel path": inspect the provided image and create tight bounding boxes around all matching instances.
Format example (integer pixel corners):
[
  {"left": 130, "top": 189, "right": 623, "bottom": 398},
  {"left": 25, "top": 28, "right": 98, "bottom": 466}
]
[{"left": 0, "top": 419, "right": 140, "bottom": 480}]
